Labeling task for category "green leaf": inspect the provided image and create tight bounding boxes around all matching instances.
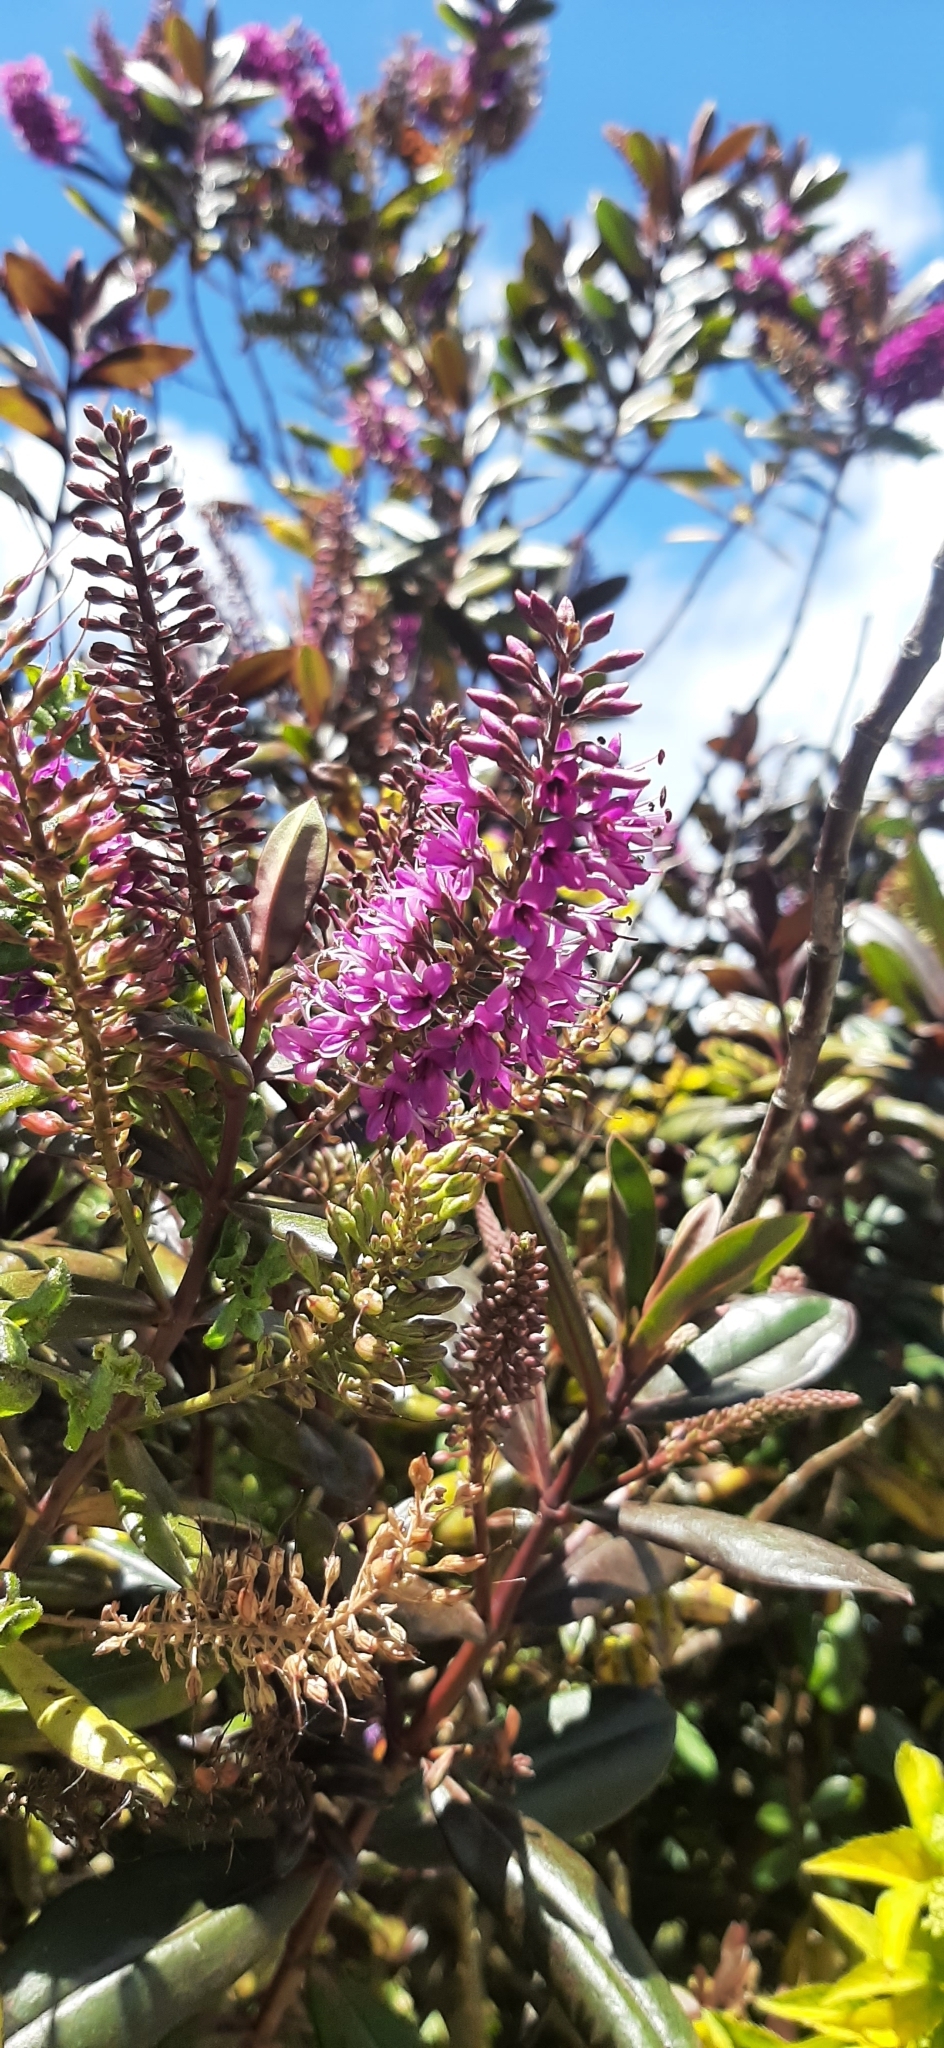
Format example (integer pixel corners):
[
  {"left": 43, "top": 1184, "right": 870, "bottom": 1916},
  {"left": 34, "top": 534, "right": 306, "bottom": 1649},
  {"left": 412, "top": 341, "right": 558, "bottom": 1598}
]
[
  {"left": 0, "top": 1637, "right": 175, "bottom": 1805},
  {"left": 308, "top": 1970, "right": 425, "bottom": 2045},
  {"left": 851, "top": 903, "right": 944, "bottom": 1015},
  {"left": 674, "top": 1711, "right": 719, "bottom": 1781},
  {"left": 594, "top": 197, "right": 647, "bottom": 279},
  {"left": 631, "top": 1290, "right": 855, "bottom": 1418},
  {"left": 905, "top": 842, "right": 944, "bottom": 962},
  {"left": 370, "top": 1686, "right": 676, "bottom": 1870},
  {"left": 614, "top": 1500, "right": 912, "bottom": 1602},
  {"left": 501, "top": 1158, "right": 607, "bottom": 1418},
  {"left": 626, "top": 1214, "right": 810, "bottom": 1375},
  {"left": 235, "top": 1197, "right": 336, "bottom": 1267},
  {"left": 107, "top": 1431, "right": 199, "bottom": 1589},
  {"left": 515, "top": 1684, "right": 677, "bottom": 1839},
  {"left": 2, "top": 1859, "right": 315, "bottom": 2048},
  {"left": 432, "top": 1793, "right": 698, "bottom": 2048},
  {"left": 0, "top": 1639, "right": 219, "bottom": 1759},
  {"left": 0, "top": 1574, "right": 41, "bottom": 1648},
  {"left": 607, "top": 1136, "right": 656, "bottom": 1315}
]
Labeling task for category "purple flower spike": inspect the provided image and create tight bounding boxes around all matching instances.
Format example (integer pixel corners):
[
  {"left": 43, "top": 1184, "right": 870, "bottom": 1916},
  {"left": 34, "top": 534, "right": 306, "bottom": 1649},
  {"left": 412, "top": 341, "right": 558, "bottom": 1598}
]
[
  {"left": 236, "top": 25, "right": 294, "bottom": 87},
  {"left": 347, "top": 379, "right": 415, "bottom": 474},
  {"left": 871, "top": 307, "right": 944, "bottom": 416},
  {"left": 1, "top": 56, "right": 85, "bottom": 165},
  {"left": 276, "top": 594, "right": 666, "bottom": 1143}
]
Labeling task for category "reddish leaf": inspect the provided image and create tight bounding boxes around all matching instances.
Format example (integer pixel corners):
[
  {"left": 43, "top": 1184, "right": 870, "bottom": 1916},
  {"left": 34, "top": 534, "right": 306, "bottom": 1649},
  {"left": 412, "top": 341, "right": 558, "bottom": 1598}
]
[
  {"left": 225, "top": 647, "right": 295, "bottom": 703},
  {"left": 249, "top": 797, "right": 329, "bottom": 981},
  {"left": 0, "top": 387, "right": 65, "bottom": 452},
  {"left": 707, "top": 709, "right": 758, "bottom": 763},
  {"left": 685, "top": 101, "right": 716, "bottom": 181},
  {"left": 2, "top": 253, "right": 71, "bottom": 346},
  {"left": 694, "top": 124, "right": 763, "bottom": 180},
  {"left": 768, "top": 897, "right": 813, "bottom": 966},
  {"left": 164, "top": 12, "right": 206, "bottom": 90},
  {"left": 75, "top": 344, "right": 194, "bottom": 392},
  {"left": 696, "top": 962, "right": 766, "bottom": 998}
]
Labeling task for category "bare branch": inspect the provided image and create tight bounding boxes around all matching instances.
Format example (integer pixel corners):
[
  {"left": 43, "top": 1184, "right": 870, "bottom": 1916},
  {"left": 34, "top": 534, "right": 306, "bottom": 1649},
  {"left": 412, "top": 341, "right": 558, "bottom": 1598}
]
[{"left": 725, "top": 534, "right": 944, "bottom": 1227}]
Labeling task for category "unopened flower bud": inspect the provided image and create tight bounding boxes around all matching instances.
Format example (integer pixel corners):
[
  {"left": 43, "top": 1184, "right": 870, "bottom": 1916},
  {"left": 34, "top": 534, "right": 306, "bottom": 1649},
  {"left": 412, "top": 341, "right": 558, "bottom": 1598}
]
[
  {"left": 353, "top": 1286, "right": 384, "bottom": 1315},
  {"left": 354, "top": 1332, "right": 384, "bottom": 1363},
  {"left": 309, "top": 1293, "right": 342, "bottom": 1324}
]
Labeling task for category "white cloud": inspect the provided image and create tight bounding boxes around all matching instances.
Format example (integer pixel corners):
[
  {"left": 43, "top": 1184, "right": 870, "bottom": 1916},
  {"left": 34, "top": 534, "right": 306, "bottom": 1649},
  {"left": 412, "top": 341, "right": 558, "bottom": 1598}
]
[
  {"left": 822, "top": 144, "right": 944, "bottom": 266},
  {"left": 160, "top": 417, "right": 287, "bottom": 637},
  {"left": 621, "top": 398, "right": 944, "bottom": 818},
  {"left": 0, "top": 416, "right": 285, "bottom": 640}
]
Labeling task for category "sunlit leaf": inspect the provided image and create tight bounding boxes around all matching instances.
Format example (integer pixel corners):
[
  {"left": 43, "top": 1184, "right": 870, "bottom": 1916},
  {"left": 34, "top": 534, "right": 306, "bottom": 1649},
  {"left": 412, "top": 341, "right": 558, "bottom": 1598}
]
[
  {"left": 626, "top": 1213, "right": 810, "bottom": 1375},
  {"left": 0, "top": 387, "right": 64, "bottom": 451},
  {"left": 76, "top": 344, "right": 194, "bottom": 392},
  {"left": 0, "top": 1637, "right": 176, "bottom": 1804}
]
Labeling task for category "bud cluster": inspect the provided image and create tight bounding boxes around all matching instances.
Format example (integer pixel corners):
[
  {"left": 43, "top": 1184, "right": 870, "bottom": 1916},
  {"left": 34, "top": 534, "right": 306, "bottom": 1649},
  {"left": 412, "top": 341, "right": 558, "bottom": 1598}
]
[{"left": 450, "top": 1229, "right": 548, "bottom": 1422}]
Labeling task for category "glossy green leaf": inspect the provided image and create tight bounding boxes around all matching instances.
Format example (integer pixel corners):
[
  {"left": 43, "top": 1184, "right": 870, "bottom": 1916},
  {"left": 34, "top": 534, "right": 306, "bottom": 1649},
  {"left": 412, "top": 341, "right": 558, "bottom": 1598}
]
[
  {"left": 107, "top": 1431, "right": 198, "bottom": 1589},
  {"left": 850, "top": 903, "right": 944, "bottom": 1016},
  {"left": 0, "top": 1638, "right": 217, "bottom": 1759},
  {"left": 615, "top": 1500, "right": 912, "bottom": 1602},
  {"left": 515, "top": 1683, "right": 677, "bottom": 1839},
  {"left": 2, "top": 1859, "right": 314, "bottom": 2048},
  {"left": 626, "top": 1213, "right": 810, "bottom": 1375},
  {"left": 308, "top": 1970, "right": 426, "bottom": 2045},
  {"left": 501, "top": 1157, "right": 607, "bottom": 1419},
  {"left": 642, "top": 1195, "right": 722, "bottom": 1310},
  {"left": 873, "top": 1095, "right": 944, "bottom": 1154},
  {"left": 630, "top": 1290, "right": 855, "bottom": 1418},
  {"left": 432, "top": 1791, "right": 698, "bottom": 2048},
  {"left": 905, "top": 842, "right": 944, "bottom": 963},
  {"left": 607, "top": 1135, "right": 656, "bottom": 1315},
  {"left": 370, "top": 1684, "right": 675, "bottom": 1868},
  {"left": 0, "top": 1638, "right": 176, "bottom": 1804},
  {"left": 595, "top": 197, "right": 647, "bottom": 279},
  {"left": 227, "top": 1398, "right": 382, "bottom": 1517},
  {"left": 238, "top": 1196, "right": 336, "bottom": 1266}
]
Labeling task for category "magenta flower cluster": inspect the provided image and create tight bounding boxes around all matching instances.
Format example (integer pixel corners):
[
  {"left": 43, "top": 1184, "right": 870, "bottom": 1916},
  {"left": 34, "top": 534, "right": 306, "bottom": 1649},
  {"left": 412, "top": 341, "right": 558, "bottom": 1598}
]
[
  {"left": 736, "top": 251, "right": 792, "bottom": 304},
  {"left": 276, "top": 593, "right": 663, "bottom": 1142},
  {"left": 871, "top": 305, "right": 944, "bottom": 416},
  {"left": 0, "top": 56, "right": 85, "bottom": 165},
  {"left": 346, "top": 380, "right": 416, "bottom": 474},
  {"left": 237, "top": 22, "right": 351, "bottom": 174}
]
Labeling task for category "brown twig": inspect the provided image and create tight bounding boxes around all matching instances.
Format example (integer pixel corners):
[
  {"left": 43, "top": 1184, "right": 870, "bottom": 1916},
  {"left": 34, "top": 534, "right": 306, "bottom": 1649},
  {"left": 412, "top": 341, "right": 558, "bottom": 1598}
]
[
  {"left": 249, "top": 1805, "right": 377, "bottom": 2044},
  {"left": 724, "top": 534, "right": 944, "bottom": 1227},
  {"left": 749, "top": 1387, "right": 915, "bottom": 1524}
]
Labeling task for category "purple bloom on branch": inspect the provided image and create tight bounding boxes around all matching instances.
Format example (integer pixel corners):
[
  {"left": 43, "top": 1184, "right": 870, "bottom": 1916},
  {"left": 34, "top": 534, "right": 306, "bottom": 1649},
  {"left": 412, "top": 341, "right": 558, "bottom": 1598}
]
[
  {"left": 0, "top": 56, "right": 85, "bottom": 165},
  {"left": 236, "top": 22, "right": 351, "bottom": 173},
  {"left": 236, "top": 24, "right": 294, "bottom": 86},
  {"left": 736, "top": 252, "right": 792, "bottom": 303},
  {"left": 347, "top": 379, "right": 416, "bottom": 474},
  {"left": 203, "top": 118, "right": 248, "bottom": 158},
  {"left": 871, "top": 306, "right": 944, "bottom": 415},
  {"left": 276, "top": 594, "right": 665, "bottom": 1142}
]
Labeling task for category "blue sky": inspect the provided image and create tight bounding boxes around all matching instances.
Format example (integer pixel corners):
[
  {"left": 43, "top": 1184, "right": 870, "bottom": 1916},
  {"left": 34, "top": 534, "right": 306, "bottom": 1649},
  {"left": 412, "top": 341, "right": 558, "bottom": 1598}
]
[{"left": 4, "top": 1, "right": 944, "bottom": 804}]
